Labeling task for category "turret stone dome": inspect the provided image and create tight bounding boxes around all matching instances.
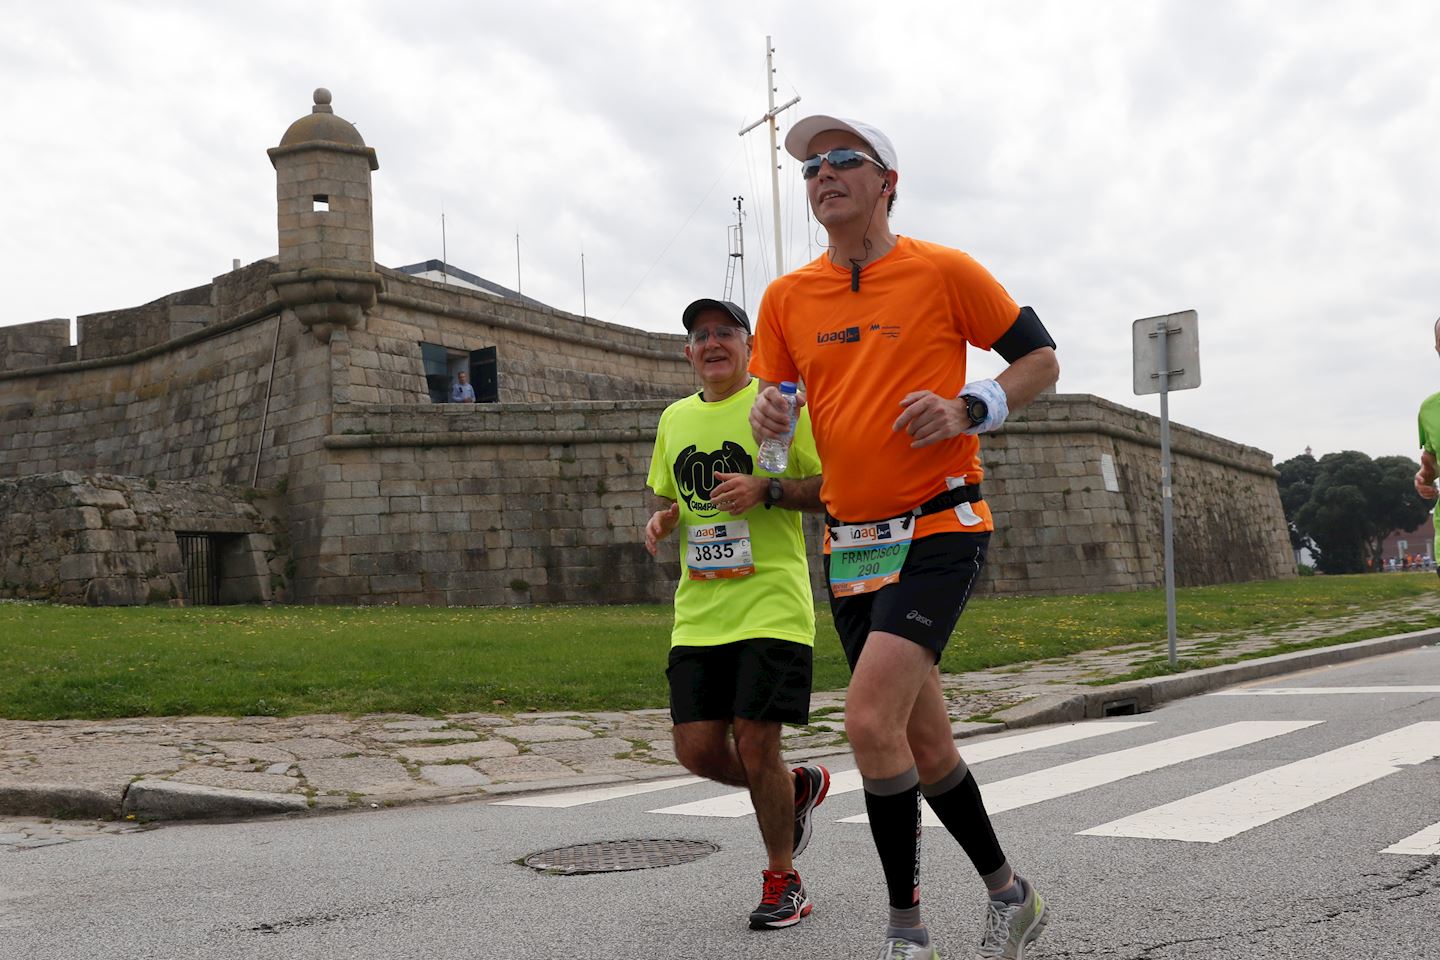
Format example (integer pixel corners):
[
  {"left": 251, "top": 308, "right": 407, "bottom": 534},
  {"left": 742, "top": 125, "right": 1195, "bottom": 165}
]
[{"left": 278, "top": 88, "right": 368, "bottom": 148}]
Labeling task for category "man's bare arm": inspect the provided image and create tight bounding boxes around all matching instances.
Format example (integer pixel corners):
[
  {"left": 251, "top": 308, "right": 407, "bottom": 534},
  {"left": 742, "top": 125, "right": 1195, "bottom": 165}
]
[
  {"left": 711, "top": 472, "right": 825, "bottom": 515},
  {"left": 776, "top": 474, "right": 825, "bottom": 512},
  {"left": 995, "top": 346, "right": 1060, "bottom": 414},
  {"left": 1416, "top": 450, "right": 1438, "bottom": 500},
  {"left": 895, "top": 346, "right": 1061, "bottom": 447},
  {"left": 644, "top": 496, "right": 680, "bottom": 556}
]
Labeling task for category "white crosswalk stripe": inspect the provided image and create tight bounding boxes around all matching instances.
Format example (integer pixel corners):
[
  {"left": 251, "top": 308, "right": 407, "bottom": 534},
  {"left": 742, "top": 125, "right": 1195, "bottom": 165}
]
[
  {"left": 1081, "top": 722, "right": 1440, "bottom": 843},
  {"left": 1210, "top": 686, "right": 1440, "bottom": 696},
  {"left": 492, "top": 717, "right": 1438, "bottom": 855},
  {"left": 649, "top": 721, "right": 1153, "bottom": 818},
  {"left": 838, "top": 720, "right": 1318, "bottom": 826},
  {"left": 1382, "top": 820, "right": 1440, "bottom": 856},
  {"left": 493, "top": 776, "right": 704, "bottom": 808}
]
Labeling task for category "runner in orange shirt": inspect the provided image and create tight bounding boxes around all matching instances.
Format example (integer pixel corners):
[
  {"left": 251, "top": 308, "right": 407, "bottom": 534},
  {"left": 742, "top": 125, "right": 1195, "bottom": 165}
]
[{"left": 750, "top": 116, "right": 1060, "bottom": 960}]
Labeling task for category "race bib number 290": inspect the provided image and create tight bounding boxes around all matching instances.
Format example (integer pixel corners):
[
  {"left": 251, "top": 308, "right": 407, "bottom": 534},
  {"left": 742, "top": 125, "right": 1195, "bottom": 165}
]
[
  {"left": 829, "top": 516, "right": 913, "bottom": 596},
  {"left": 687, "top": 521, "right": 755, "bottom": 580}
]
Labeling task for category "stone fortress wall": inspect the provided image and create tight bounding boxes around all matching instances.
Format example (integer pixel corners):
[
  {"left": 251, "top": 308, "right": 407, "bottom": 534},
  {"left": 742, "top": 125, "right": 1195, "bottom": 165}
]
[
  {"left": 0, "top": 473, "right": 278, "bottom": 606},
  {"left": 980, "top": 395, "right": 1292, "bottom": 596},
  {"left": 0, "top": 89, "right": 1293, "bottom": 606}
]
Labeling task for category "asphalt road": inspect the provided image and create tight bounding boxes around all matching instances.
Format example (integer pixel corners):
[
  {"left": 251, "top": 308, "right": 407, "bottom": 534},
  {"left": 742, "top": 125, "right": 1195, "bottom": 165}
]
[{"left": 4, "top": 645, "right": 1438, "bottom": 960}]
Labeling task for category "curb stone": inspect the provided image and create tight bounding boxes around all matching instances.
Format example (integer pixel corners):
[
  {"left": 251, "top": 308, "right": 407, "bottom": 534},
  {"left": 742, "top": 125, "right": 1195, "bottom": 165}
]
[
  {"left": 122, "top": 779, "right": 310, "bottom": 820},
  {"left": 0, "top": 781, "right": 125, "bottom": 819}
]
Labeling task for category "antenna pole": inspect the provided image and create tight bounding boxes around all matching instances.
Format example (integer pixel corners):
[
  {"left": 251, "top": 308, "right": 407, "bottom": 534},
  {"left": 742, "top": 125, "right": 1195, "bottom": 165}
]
[
  {"left": 725, "top": 196, "right": 747, "bottom": 311},
  {"left": 581, "top": 248, "right": 588, "bottom": 317},
  {"left": 515, "top": 232, "right": 522, "bottom": 295},
  {"left": 737, "top": 197, "right": 747, "bottom": 312},
  {"left": 441, "top": 208, "right": 448, "bottom": 284},
  {"left": 740, "top": 35, "right": 800, "bottom": 278}
]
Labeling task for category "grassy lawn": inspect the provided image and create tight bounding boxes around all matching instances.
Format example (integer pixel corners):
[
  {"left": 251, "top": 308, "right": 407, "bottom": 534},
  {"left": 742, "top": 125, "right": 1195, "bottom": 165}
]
[{"left": 1, "top": 573, "right": 1436, "bottom": 720}]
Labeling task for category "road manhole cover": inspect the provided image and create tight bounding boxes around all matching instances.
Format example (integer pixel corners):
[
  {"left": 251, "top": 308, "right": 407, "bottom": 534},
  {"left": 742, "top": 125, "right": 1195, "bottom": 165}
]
[{"left": 523, "top": 838, "right": 718, "bottom": 875}]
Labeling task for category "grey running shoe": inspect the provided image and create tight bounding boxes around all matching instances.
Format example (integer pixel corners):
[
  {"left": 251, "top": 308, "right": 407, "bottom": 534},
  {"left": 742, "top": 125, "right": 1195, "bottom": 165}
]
[
  {"left": 876, "top": 936, "right": 940, "bottom": 959},
  {"left": 791, "top": 763, "right": 830, "bottom": 857},
  {"left": 977, "top": 880, "right": 1048, "bottom": 959}
]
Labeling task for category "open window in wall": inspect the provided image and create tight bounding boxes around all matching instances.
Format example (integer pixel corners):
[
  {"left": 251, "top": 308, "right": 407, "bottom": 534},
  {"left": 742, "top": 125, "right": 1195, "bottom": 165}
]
[
  {"left": 469, "top": 346, "right": 498, "bottom": 403},
  {"left": 421, "top": 342, "right": 449, "bottom": 402},
  {"left": 422, "top": 341, "right": 498, "bottom": 403}
]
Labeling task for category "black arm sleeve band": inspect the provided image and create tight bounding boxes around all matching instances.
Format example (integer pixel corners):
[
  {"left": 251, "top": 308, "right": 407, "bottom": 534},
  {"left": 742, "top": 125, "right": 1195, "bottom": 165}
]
[{"left": 992, "top": 306, "right": 1056, "bottom": 364}]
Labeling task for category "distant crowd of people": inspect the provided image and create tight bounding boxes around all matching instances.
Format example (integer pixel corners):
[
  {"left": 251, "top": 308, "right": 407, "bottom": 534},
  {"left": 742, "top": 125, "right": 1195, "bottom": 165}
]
[{"left": 1375, "top": 554, "right": 1434, "bottom": 572}]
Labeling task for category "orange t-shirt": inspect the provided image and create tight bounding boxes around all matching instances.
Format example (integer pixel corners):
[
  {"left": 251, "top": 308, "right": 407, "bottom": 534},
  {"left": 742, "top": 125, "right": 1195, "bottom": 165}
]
[{"left": 750, "top": 236, "right": 1019, "bottom": 538}]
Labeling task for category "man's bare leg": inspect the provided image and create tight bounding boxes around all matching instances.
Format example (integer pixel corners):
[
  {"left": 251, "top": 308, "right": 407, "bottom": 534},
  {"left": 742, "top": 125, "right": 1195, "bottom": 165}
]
[{"left": 733, "top": 717, "right": 794, "bottom": 872}]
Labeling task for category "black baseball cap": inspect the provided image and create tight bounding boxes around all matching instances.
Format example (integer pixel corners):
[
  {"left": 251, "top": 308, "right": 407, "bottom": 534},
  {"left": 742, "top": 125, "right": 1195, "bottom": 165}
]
[{"left": 681, "top": 298, "right": 751, "bottom": 334}]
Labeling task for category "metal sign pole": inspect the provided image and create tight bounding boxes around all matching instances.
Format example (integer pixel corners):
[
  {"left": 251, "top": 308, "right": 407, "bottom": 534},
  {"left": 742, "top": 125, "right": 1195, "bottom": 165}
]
[
  {"left": 1132, "top": 309, "right": 1198, "bottom": 671},
  {"left": 1156, "top": 319, "right": 1178, "bottom": 667}
]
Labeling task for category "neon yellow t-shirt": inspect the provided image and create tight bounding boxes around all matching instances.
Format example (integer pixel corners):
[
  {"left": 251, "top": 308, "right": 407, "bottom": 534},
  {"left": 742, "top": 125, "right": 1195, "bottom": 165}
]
[
  {"left": 1418, "top": 391, "right": 1440, "bottom": 557},
  {"left": 646, "top": 378, "right": 821, "bottom": 647}
]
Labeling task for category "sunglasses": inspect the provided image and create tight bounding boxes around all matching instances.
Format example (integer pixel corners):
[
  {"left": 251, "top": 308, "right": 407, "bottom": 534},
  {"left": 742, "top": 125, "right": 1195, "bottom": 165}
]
[
  {"left": 689, "top": 325, "right": 745, "bottom": 345},
  {"left": 800, "top": 147, "right": 885, "bottom": 180}
]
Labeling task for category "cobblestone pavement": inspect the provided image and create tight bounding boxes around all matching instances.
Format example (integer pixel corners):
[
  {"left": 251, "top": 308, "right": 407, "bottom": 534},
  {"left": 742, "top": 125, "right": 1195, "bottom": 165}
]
[{"left": 4, "top": 593, "right": 1439, "bottom": 847}]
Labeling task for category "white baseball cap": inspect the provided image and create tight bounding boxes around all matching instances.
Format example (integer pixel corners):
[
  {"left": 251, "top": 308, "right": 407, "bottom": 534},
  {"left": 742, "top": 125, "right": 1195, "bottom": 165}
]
[{"left": 783, "top": 115, "right": 898, "bottom": 171}]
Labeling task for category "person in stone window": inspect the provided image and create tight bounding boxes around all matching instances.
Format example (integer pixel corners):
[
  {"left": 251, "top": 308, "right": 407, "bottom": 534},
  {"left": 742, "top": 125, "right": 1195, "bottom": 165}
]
[
  {"left": 643, "top": 297, "right": 831, "bottom": 931},
  {"left": 449, "top": 370, "right": 476, "bottom": 403}
]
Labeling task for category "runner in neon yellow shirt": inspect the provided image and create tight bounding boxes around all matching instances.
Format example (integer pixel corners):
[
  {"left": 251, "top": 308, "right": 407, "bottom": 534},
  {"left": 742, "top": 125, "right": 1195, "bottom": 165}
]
[
  {"left": 1413, "top": 318, "right": 1440, "bottom": 572},
  {"left": 644, "top": 298, "right": 829, "bottom": 931}
]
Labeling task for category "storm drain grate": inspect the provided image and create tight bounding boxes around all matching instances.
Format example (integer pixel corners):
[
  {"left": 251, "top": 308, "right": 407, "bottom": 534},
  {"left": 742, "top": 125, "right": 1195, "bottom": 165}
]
[{"left": 523, "top": 838, "right": 718, "bottom": 875}]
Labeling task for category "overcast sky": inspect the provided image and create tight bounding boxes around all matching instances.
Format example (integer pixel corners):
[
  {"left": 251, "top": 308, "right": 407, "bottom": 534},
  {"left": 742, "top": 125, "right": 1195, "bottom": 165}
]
[{"left": 4, "top": 1, "right": 1438, "bottom": 464}]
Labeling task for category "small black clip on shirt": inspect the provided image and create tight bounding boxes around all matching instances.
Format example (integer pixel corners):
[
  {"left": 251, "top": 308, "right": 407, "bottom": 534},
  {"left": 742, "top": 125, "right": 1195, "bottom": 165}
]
[{"left": 850, "top": 262, "right": 861, "bottom": 292}]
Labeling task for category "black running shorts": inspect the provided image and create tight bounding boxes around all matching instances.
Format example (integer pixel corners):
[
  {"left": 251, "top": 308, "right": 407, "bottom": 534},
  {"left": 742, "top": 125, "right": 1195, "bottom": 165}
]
[
  {"left": 667, "top": 638, "right": 813, "bottom": 725},
  {"left": 825, "top": 531, "right": 990, "bottom": 669}
]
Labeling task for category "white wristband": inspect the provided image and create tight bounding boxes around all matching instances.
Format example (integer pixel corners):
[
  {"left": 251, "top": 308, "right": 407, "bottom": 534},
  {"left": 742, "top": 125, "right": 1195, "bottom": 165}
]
[{"left": 958, "top": 378, "right": 1008, "bottom": 433}]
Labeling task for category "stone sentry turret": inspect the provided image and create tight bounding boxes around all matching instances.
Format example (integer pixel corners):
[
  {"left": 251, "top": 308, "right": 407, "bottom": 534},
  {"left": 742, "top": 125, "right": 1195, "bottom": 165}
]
[{"left": 266, "top": 88, "right": 384, "bottom": 341}]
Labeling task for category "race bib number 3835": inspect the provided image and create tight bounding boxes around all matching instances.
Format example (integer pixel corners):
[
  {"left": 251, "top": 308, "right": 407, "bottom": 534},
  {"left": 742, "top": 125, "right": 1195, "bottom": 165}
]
[
  {"left": 686, "top": 521, "right": 755, "bottom": 580},
  {"left": 829, "top": 516, "right": 914, "bottom": 596}
]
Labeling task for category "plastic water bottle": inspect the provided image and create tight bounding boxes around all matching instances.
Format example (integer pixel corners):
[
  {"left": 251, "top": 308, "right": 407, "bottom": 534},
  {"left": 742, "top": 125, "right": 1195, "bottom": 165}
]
[{"left": 757, "top": 381, "right": 799, "bottom": 473}]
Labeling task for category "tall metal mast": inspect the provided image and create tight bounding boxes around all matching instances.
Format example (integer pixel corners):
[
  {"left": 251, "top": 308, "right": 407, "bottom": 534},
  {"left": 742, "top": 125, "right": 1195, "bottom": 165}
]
[{"left": 739, "top": 36, "right": 799, "bottom": 278}]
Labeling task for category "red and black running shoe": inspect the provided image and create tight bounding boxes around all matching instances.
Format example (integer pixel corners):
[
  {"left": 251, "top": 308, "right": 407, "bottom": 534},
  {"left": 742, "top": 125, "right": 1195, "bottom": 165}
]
[
  {"left": 792, "top": 763, "right": 831, "bottom": 857},
  {"left": 748, "top": 869, "right": 813, "bottom": 930}
]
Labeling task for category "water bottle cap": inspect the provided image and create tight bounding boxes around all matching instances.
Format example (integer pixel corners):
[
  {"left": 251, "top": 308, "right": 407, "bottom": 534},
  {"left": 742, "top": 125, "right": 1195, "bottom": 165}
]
[{"left": 779, "top": 381, "right": 797, "bottom": 394}]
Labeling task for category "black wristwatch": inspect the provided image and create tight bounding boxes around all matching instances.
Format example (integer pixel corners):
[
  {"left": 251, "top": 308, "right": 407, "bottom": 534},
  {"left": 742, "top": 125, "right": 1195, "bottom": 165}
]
[
  {"left": 764, "top": 477, "right": 783, "bottom": 510},
  {"left": 961, "top": 394, "right": 989, "bottom": 428}
]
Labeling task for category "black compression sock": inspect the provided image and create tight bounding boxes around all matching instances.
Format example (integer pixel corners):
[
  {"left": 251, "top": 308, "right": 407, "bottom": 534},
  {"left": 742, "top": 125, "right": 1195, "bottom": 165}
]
[
  {"left": 921, "top": 758, "right": 1007, "bottom": 876},
  {"left": 863, "top": 767, "right": 923, "bottom": 911}
]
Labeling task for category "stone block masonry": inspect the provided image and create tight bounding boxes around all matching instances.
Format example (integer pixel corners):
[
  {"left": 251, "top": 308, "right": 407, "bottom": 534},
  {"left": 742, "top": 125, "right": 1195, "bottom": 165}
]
[
  {"left": 981, "top": 393, "right": 1294, "bottom": 595},
  {"left": 0, "top": 473, "right": 281, "bottom": 605},
  {"left": 0, "top": 261, "right": 324, "bottom": 492},
  {"left": 360, "top": 267, "right": 696, "bottom": 404},
  {"left": 313, "top": 402, "right": 676, "bottom": 605},
  {"left": 297, "top": 392, "right": 1292, "bottom": 606},
  {"left": 1, "top": 319, "right": 72, "bottom": 371}
]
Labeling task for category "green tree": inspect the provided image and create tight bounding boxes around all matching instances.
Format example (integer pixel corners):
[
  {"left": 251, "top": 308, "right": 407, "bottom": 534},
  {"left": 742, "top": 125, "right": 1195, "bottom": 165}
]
[
  {"left": 1295, "top": 452, "right": 1374, "bottom": 573},
  {"left": 1289, "top": 450, "right": 1427, "bottom": 573},
  {"left": 1275, "top": 452, "right": 1319, "bottom": 554},
  {"left": 1372, "top": 455, "right": 1431, "bottom": 562}
]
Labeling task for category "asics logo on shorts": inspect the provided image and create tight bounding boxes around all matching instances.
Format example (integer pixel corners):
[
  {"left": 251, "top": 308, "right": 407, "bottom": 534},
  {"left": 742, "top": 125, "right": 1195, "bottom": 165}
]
[{"left": 905, "top": 609, "right": 934, "bottom": 627}]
